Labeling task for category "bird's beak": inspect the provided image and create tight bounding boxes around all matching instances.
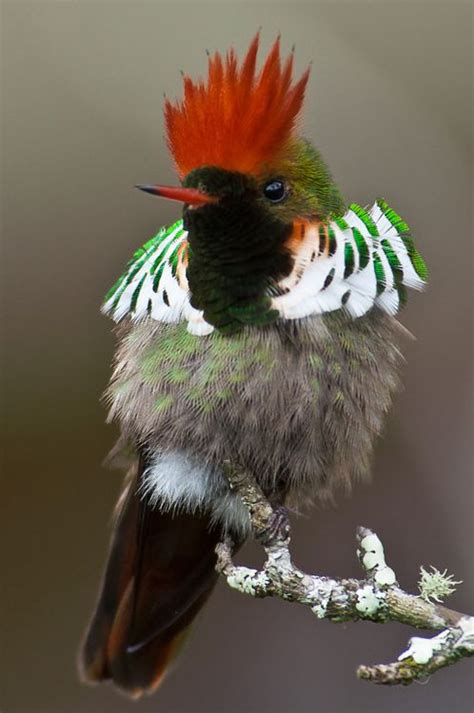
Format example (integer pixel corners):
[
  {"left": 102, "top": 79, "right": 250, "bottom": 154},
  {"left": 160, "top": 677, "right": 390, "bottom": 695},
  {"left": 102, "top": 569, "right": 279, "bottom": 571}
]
[{"left": 135, "top": 184, "right": 217, "bottom": 206}]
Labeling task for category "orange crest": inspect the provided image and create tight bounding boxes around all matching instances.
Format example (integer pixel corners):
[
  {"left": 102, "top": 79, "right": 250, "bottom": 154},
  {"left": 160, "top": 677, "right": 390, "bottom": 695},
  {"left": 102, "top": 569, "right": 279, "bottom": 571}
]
[{"left": 164, "top": 34, "right": 310, "bottom": 178}]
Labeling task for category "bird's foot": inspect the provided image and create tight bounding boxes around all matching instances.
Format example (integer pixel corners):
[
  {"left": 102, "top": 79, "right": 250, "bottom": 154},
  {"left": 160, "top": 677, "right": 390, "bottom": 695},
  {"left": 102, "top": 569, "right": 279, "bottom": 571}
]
[{"left": 256, "top": 505, "right": 290, "bottom": 547}]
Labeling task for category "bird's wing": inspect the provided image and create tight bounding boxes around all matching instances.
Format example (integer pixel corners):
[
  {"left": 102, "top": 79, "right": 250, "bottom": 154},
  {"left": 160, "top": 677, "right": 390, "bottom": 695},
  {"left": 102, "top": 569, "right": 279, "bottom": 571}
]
[{"left": 272, "top": 199, "right": 428, "bottom": 320}]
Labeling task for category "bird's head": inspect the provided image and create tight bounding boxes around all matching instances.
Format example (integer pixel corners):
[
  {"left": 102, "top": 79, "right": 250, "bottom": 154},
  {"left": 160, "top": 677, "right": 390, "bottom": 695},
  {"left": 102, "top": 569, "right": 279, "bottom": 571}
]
[{"left": 138, "top": 34, "right": 345, "bottom": 333}]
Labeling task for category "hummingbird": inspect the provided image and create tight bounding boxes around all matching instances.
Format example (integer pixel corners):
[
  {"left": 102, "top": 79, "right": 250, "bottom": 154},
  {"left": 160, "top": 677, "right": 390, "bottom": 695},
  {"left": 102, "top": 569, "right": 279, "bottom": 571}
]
[{"left": 79, "top": 34, "right": 427, "bottom": 698}]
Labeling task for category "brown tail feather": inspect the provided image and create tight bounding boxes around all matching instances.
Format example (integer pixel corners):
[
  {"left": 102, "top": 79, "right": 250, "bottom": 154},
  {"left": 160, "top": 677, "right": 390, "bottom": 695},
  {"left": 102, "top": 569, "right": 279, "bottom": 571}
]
[{"left": 79, "top": 460, "right": 222, "bottom": 698}]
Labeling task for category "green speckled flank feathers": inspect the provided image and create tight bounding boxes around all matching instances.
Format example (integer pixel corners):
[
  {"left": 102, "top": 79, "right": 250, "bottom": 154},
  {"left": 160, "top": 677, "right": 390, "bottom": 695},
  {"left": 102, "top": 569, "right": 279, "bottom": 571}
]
[{"left": 106, "top": 311, "right": 404, "bottom": 509}]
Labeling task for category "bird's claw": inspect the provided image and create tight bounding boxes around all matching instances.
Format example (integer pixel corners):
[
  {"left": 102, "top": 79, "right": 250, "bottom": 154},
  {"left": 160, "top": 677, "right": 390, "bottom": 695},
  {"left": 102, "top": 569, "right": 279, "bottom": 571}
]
[{"left": 257, "top": 505, "right": 290, "bottom": 546}]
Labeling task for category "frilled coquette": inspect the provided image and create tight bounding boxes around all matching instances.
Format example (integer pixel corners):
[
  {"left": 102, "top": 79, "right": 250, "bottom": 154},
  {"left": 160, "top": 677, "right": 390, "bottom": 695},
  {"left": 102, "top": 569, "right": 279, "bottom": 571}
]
[{"left": 80, "top": 34, "right": 427, "bottom": 699}]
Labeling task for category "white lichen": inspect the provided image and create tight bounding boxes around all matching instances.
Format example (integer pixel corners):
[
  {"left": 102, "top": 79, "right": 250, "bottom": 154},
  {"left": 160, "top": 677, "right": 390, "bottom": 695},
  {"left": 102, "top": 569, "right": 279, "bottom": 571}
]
[
  {"left": 227, "top": 567, "right": 269, "bottom": 596},
  {"left": 360, "top": 533, "right": 385, "bottom": 570},
  {"left": 455, "top": 616, "right": 474, "bottom": 652},
  {"left": 374, "top": 566, "right": 396, "bottom": 586},
  {"left": 398, "top": 630, "right": 450, "bottom": 665},
  {"left": 360, "top": 533, "right": 396, "bottom": 586},
  {"left": 267, "top": 548, "right": 293, "bottom": 571},
  {"left": 310, "top": 580, "right": 334, "bottom": 619},
  {"left": 418, "top": 566, "right": 462, "bottom": 603},
  {"left": 356, "top": 585, "right": 380, "bottom": 617}
]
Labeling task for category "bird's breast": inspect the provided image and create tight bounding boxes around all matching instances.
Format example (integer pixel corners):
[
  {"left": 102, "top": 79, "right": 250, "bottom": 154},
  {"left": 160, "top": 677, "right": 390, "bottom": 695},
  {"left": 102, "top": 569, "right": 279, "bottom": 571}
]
[{"left": 107, "top": 311, "right": 404, "bottom": 502}]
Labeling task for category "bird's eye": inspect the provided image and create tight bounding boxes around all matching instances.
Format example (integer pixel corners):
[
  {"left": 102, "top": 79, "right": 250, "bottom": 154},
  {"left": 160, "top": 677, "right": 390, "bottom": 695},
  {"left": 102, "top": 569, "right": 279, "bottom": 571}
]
[{"left": 263, "top": 179, "right": 287, "bottom": 203}]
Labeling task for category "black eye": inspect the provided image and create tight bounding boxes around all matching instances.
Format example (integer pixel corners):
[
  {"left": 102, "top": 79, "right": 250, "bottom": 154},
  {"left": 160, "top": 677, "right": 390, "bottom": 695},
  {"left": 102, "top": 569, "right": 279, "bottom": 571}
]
[{"left": 263, "top": 179, "right": 286, "bottom": 203}]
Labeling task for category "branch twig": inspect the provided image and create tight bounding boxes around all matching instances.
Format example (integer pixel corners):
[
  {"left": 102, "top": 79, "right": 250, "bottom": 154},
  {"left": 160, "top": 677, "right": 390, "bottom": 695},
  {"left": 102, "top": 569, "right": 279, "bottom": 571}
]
[{"left": 216, "top": 463, "right": 473, "bottom": 685}]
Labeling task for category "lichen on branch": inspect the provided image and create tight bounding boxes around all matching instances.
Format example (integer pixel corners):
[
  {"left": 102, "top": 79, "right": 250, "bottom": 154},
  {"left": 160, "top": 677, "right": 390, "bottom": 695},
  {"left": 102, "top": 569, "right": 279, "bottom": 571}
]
[{"left": 216, "top": 465, "right": 473, "bottom": 686}]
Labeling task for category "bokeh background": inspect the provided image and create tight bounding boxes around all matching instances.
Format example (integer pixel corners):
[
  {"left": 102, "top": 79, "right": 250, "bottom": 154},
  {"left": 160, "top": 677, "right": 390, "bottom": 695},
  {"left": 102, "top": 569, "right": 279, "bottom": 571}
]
[{"left": 2, "top": 2, "right": 473, "bottom": 712}]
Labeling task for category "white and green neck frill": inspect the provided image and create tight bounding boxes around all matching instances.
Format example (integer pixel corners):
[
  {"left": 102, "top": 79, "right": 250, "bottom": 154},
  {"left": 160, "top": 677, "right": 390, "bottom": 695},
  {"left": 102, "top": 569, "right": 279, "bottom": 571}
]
[{"left": 102, "top": 199, "right": 427, "bottom": 336}]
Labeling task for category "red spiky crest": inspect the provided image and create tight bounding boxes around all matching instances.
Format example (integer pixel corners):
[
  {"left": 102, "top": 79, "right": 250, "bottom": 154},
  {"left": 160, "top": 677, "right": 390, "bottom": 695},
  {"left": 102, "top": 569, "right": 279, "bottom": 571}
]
[{"left": 164, "top": 34, "right": 310, "bottom": 179}]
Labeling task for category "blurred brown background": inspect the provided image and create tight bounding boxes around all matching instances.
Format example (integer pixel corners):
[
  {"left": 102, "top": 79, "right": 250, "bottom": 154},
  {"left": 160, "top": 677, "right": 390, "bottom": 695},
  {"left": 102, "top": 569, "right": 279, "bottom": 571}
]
[{"left": 2, "top": 2, "right": 473, "bottom": 712}]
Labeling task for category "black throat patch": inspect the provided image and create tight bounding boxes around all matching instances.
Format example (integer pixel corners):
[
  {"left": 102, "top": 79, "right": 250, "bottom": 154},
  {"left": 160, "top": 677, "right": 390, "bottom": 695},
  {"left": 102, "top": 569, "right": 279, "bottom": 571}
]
[{"left": 183, "top": 167, "right": 294, "bottom": 334}]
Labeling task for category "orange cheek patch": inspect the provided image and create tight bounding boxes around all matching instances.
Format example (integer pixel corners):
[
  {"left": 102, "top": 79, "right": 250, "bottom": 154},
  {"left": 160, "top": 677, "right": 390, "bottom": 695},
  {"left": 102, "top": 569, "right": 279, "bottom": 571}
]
[
  {"left": 284, "top": 219, "right": 318, "bottom": 257},
  {"left": 284, "top": 220, "right": 308, "bottom": 255},
  {"left": 278, "top": 220, "right": 322, "bottom": 291},
  {"left": 176, "top": 241, "right": 189, "bottom": 290}
]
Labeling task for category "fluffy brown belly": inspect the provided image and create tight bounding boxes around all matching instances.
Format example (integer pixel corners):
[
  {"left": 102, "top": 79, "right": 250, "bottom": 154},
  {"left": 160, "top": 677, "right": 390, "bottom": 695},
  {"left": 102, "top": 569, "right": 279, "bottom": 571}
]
[{"left": 107, "top": 310, "right": 403, "bottom": 507}]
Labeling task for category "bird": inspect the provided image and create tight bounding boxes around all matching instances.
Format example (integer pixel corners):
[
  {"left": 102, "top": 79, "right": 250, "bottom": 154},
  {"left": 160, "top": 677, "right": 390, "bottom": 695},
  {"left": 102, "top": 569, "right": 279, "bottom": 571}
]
[{"left": 79, "top": 33, "right": 427, "bottom": 698}]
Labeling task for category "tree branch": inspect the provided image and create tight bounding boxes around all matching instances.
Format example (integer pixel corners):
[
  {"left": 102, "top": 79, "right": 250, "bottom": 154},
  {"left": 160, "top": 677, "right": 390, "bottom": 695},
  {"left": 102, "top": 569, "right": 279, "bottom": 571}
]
[{"left": 216, "top": 463, "right": 473, "bottom": 685}]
